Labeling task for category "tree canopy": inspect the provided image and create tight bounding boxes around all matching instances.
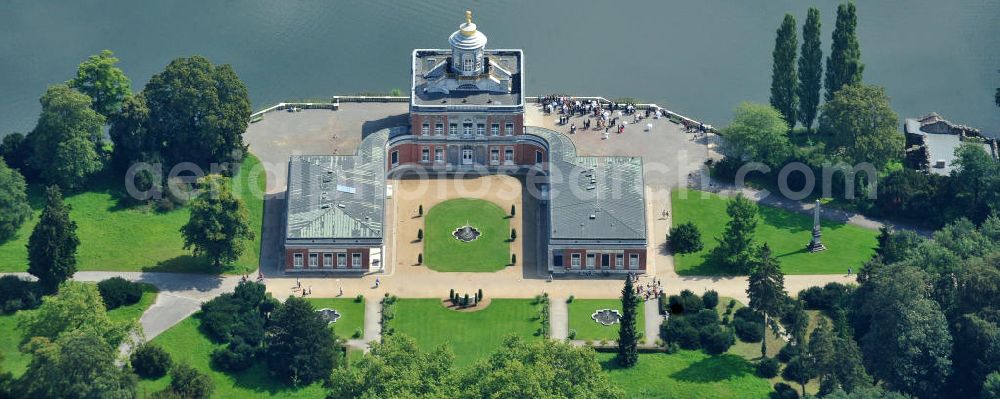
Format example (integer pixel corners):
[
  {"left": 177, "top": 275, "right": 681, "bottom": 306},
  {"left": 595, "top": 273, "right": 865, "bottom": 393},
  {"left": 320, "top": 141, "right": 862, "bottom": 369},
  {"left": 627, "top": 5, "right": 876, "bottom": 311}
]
[
  {"left": 181, "top": 175, "right": 254, "bottom": 269},
  {"left": 16, "top": 328, "right": 137, "bottom": 399},
  {"left": 16, "top": 281, "right": 134, "bottom": 349},
  {"left": 819, "top": 84, "right": 902, "bottom": 169},
  {"left": 797, "top": 7, "right": 823, "bottom": 130},
  {"left": 617, "top": 277, "right": 639, "bottom": 367},
  {"left": 28, "top": 84, "right": 106, "bottom": 189},
  {"left": 141, "top": 56, "right": 251, "bottom": 169},
  {"left": 825, "top": 2, "right": 863, "bottom": 101},
  {"left": 265, "top": 296, "right": 339, "bottom": 384},
  {"left": 746, "top": 243, "right": 786, "bottom": 357},
  {"left": 27, "top": 186, "right": 79, "bottom": 294},
  {"left": 68, "top": 49, "right": 132, "bottom": 119},
  {"left": 0, "top": 157, "right": 31, "bottom": 242},
  {"left": 328, "top": 334, "right": 456, "bottom": 399},
  {"left": 720, "top": 102, "right": 792, "bottom": 169},
  {"left": 769, "top": 14, "right": 798, "bottom": 126},
  {"left": 715, "top": 193, "right": 760, "bottom": 273}
]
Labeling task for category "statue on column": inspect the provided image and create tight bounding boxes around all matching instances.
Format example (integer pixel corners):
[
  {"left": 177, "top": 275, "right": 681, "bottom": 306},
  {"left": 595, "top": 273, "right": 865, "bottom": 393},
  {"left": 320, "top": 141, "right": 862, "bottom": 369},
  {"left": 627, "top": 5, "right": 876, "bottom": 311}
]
[{"left": 807, "top": 199, "right": 827, "bottom": 252}]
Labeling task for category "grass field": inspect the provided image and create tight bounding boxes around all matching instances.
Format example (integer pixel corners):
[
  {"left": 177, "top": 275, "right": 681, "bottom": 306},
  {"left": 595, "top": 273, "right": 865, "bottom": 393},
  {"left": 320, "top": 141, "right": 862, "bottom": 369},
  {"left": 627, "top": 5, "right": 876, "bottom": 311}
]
[
  {"left": 0, "top": 284, "right": 158, "bottom": 378},
  {"left": 305, "top": 297, "right": 365, "bottom": 340},
  {"left": 423, "top": 198, "right": 510, "bottom": 272},
  {"left": 672, "top": 189, "right": 878, "bottom": 275},
  {"left": 137, "top": 314, "right": 326, "bottom": 399},
  {"left": 599, "top": 351, "right": 771, "bottom": 399},
  {"left": 0, "top": 155, "right": 265, "bottom": 275},
  {"left": 568, "top": 299, "right": 645, "bottom": 342},
  {"left": 390, "top": 298, "right": 539, "bottom": 366}
]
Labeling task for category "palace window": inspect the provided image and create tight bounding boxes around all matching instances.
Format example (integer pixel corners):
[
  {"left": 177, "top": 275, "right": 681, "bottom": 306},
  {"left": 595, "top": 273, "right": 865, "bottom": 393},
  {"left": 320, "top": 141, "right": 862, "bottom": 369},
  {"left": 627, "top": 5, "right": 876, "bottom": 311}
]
[
  {"left": 476, "top": 123, "right": 485, "bottom": 136},
  {"left": 504, "top": 148, "right": 514, "bottom": 163},
  {"left": 463, "top": 56, "right": 473, "bottom": 72},
  {"left": 390, "top": 151, "right": 398, "bottom": 166},
  {"left": 323, "top": 253, "right": 333, "bottom": 267},
  {"left": 435, "top": 123, "right": 443, "bottom": 135},
  {"left": 571, "top": 253, "right": 581, "bottom": 268},
  {"left": 490, "top": 149, "right": 500, "bottom": 164},
  {"left": 616, "top": 254, "right": 624, "bottom": 269},
  {"left": 309, "top": 253, "right": 318, "bottom": 268},
  {"left": 491, "top": 123, "right": 499, "bottom": 136},
  {"left": 421, "top": 122, "right": 429, "bottom": 135},
  {"left": 535, "top": 150, "right": 543, "bottom": 164},
  {"left": 352, "top": 253, "right": 362, "bottom": 268},
  {"left": 293, "top": 253, "right": 303, "bottom": 268},
  {"left": 434, "top": 148, "right": 443, "bottom": 162},
  {"left": 505, "top": 122, "right": 514, "bottom": 135},
  {"left": 421, "top": 148, "right": 429, "bottom": 162},
  {"left": 629, "top": 254, "right": 639, "bottom": 270},
  {"left": 337, "top": 253, "right": 347, "bottom": 268},
  {"left": 450, "top": 123, "right": 458, "bottom": 135},
  {"left": 463, "top": 122, "right": 473, "bottom": 136},
  {"left": 586, "top": 254, "right": 596, "bottom": 269}
]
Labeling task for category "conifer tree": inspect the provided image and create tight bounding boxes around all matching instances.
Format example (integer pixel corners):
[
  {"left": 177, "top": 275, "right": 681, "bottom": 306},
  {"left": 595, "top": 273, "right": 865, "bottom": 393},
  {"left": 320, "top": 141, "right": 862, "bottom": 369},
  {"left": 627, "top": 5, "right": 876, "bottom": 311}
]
[
  {"left": 747, "top": 244, "right": 786, "bottom": 357},
  {"left": 617, "top": 277, "right": 639, "bottom": 367},
  {"left": 825, "top": 3, "right": 864, "bottom": 101},
  {"left": 27, "top": 186, "right": 80, "bottom": 294},
  {"left": 770, "top": 14, "right": 798, "bottom": 126},
  {"left": 797, "top": 7, "right": 823, "bottom": 131}
]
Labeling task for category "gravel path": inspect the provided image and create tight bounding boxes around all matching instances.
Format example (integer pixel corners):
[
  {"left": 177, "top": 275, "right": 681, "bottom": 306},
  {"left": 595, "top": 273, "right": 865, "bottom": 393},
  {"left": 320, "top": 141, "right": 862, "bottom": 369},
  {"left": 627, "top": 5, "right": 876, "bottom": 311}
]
[{"left": 549, "top": 296, "right": 568, "bottom": 340}]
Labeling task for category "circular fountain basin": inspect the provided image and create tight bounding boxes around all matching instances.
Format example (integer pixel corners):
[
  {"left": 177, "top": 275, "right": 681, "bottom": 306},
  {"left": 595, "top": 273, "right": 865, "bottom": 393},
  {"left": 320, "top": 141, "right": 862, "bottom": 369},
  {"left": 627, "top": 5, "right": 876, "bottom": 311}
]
[
  {"left": 453, "top": 224, "right": 482, "bottom": 242},
  {"left": 591, "top": 309, "right": 622, "bottom": 326},
  {"left": 316, "top": 308, "right": 341, "bottom": 324}
]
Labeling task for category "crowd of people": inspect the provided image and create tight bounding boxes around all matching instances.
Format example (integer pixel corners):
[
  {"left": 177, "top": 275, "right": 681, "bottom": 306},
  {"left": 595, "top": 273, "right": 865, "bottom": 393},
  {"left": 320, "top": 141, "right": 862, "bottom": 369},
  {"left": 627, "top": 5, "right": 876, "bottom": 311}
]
[
  {"left": 629, "top": 272, "right": 665, "bottom": 301},
  {"left": 539, "top": 95, "right": 711, "bottom": 135}
]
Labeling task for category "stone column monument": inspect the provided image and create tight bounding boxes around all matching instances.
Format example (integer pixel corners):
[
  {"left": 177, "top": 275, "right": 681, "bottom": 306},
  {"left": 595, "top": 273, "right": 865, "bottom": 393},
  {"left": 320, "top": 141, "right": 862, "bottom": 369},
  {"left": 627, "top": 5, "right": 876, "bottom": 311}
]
[{"left": 807, "top": 199, "right": 827, "bottom": 252}]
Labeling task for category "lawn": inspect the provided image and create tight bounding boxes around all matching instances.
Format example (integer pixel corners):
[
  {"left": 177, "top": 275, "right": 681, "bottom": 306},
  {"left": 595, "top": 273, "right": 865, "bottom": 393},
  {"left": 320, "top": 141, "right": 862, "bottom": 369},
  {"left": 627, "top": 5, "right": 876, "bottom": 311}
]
[
  {"left": 390, "top": 298, "right": 540, "bottom": 366},
  {"left": 568, "top": 299, "right": 645, "bottom": 342},
  {"left": 599, "top": 351, "right": 771, "bottom": 399},
  {"left": 0, "top": 284, "right": 158, "bottom": 378},
  {"left": 672, "top": 189, "right": 878, "bottom": 275},
  {"left": 305, "top": 297, "right": 365, "bottom": 340},
  {"left": 0, "top": 155, "right": 265, "bottom": 275},
  {"left": 137, "top": 314, "right": 326, "bottom": 399},
  {"left": 423, "top": 198, "right": 510, "bottom": 272}
]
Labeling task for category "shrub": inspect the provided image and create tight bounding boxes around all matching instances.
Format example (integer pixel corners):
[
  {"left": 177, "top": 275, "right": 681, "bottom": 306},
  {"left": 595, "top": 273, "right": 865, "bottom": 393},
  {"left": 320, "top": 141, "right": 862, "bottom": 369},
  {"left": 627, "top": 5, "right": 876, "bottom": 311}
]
[
  {"left": 667, "top": 290, "right": 703, "bottom": 315},
  {"left": 566, "top": 295, "right": 574, "bottom": 303},
  {"left": 733, "top": 307, "right": 764, "bottom": 323},
  {"left": 568, "top": 329, "right": 577, "bottom": 339},
  {"left": 417, "top": 253, "right": 423, "bottom": 264},
  {"left": 777, "top": 343, "right": 801, "bottom": 363},
  {"left": 354, "top": 294, "right": 363, "bottom": 303},
  {"left": 211, "top": 341, "right": 257, "bottom": 372},
  {"left": 772, "top": 382, "right": 800, "bottom": 399},
  {"left": 131, "top": 343, "right": 172, "bottom": 378},
  {"left": 797, "top": 282, "right": 853, "bottom": 313},
  {"left": 477, "top": 288, "right": 483, "bottom": 302},
  {"left": 669, "top": 222, "right": 704, "bottom": 254},
  {"left": 661, "top": 317, "right": 700, "bottom": 350},
  {"left": 169, "top": 363, "right": 214, "bottom": 399},
  {"left": 756, "top": 356, "right": 780, "bottom": 378},
  {"left": 0, "top": 275, "right": 39, "bottom": 314},
  {"left": 511, "top": 253, "right": 516, "bottom": 264},
  {"left": 665, "top": 342, "right": 680, "bottom": 354},
  {"left": 510, "top": 228, "right": 517, "bottom": 240},
  {"left": 690, "top": 309, "right": 720, "bottom": 329},
  {"left": 701, "top": 327, "right": 735, "bottom": 355},
  {"left": 417, "top": 229, "right": 423, "bottom": 241},
  {"left": 353, "top": 328, "right": 362, "bottom": 338},
  {"left": 97, "top": 277, "right": 144, "bottom": 310},
  {"left": 733, "top": 318, "right": 764, "bottom": 343},
  {"left": 702, "top": 290, "right": 719, "bottom": 309}
]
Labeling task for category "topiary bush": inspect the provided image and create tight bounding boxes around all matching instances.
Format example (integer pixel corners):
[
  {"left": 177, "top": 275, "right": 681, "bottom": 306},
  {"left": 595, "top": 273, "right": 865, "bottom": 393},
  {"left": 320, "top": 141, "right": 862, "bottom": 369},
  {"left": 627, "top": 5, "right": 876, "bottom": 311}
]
[
  {"left": 131, "top": 343, "right": 172, "bottom": 378},
  {"left": 97, "top": 277, "right": 143, "bottom": 310},
  {"left": 702, "top": 290, "right": 719, "bottom": 309},
  {"left": 756, "top": 356, "right": 780, "bottom": 378},
  {"left": 733, "top": 318, "right": 764, "bottom": 343}
]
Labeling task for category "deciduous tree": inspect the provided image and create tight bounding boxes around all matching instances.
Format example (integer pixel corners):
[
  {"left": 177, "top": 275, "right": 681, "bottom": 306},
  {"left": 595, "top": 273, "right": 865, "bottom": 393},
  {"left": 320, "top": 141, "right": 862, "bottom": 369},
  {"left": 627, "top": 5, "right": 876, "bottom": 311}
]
[
  {"left": 16, "top": 329, "right": 137, "bottom": 399},
  {"left": 770, "top": 14, "right": 798, "bottom": 126},
  {"left": 797, "top": 7, "right": 823, "bottom": 131},
  {"left": 28, "top": 85, "right": 106, "bottom": 189},
  {"left": 16, "top": 281, "right": 133, "bottom": 348},
  {"left": 181, "top": 175, "right": 254, "bottom": 269},
  {"left": 720, "top": 103, "right": 792, "bottom": 169},
  {"left": 825, "top": 2, "right": 863, "bottom": 101},
  {"left": 819, "top": 84, "right": 901, "bottom": 169},
  {"left": 0, "top": 158, "right": 31, "bottom": 242},
  {"left": 27, "top": 186, "right": 79, "bottom": 294},
  {"left": 68, "top": 50, "right": 132, "bottom": 119},
  {"left": 669, "top": 222, "right": 703, "bottom": 254},
  {"left": 328, "top": 334, "right": 456, "bottom": 399}
]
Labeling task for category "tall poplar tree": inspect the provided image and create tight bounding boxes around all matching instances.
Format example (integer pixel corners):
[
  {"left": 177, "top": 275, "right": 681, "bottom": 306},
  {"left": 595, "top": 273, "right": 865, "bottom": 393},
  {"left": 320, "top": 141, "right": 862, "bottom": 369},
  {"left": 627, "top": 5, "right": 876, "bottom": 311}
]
[
  {"left": 797, "top": 7, "right": 823, "bottom": 131},
  {"left": 617, "top": 277, "right": 639, "bottom": 367},
  {"left": 825, "top": 3, "right": 864, "bottom": 101},
  {"left": 770, "top": 14, "right": 798, "bottom": 127},
  {"left": 747, "top": 244, "right": 786, "bottom": 357},
  {"left": 27, "top": 186, "right": 80, "bottom": 294}
]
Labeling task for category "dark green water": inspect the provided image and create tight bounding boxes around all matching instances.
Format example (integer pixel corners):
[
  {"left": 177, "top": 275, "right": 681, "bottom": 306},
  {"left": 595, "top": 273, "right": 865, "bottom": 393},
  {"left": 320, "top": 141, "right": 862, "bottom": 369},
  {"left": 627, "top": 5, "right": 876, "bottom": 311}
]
[{"left": 1, "top": 0, "right": 997, "bottom": 136}]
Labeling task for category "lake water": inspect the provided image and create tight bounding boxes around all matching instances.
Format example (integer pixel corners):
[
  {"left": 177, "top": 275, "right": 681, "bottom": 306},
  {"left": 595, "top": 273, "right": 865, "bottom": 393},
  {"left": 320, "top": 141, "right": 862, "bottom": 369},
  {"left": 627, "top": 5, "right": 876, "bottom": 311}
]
[{"left": 1, "top": 0, "right": 998, "bottom": 136}]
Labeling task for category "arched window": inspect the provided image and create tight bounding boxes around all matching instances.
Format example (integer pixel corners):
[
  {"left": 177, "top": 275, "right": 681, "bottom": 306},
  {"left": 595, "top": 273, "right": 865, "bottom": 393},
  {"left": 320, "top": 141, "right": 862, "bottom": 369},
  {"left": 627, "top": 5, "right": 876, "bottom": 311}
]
[{"left": 463, "top": 55, "right": 474, "bottom": 72}]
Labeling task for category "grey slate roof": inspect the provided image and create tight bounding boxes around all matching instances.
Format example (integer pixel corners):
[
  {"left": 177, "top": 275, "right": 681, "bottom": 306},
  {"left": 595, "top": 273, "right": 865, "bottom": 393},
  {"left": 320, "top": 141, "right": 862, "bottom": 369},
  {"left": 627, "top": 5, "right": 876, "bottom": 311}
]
[
  {"left": 527, "top": 127, "right": 647, "bottom": 242},
  {"left": 285, "top": 129, "right": 389, "bottom": 240},
  {"left": 411, "top": 49, "right": 523, "bottom": 107}
]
